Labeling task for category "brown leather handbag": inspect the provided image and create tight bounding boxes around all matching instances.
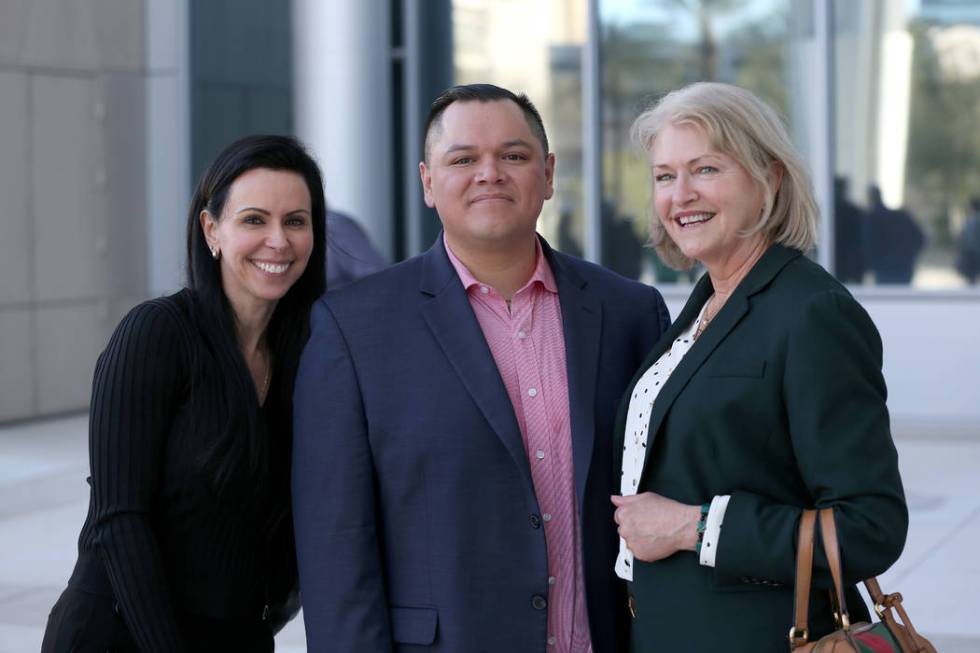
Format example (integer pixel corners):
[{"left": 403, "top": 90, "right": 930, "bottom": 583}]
[{"left": 790, "top": 508, "right": 937, "bottom": 652}]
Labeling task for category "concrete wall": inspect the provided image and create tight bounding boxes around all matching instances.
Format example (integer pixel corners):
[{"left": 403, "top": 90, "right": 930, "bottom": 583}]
[{"left": 0, "top": 0, "right": 186, "bottom": 422}]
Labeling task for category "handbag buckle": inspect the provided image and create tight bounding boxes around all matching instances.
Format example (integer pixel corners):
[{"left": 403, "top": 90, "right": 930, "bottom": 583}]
[
  {"left": 875, "top": 591, "right": 904, "bottom": 618},
  {"left": 788, "top": 626, "right": 809, "bottom": 647}
]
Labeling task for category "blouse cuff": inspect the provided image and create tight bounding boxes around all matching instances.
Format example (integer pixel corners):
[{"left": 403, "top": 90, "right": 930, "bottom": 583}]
[{"left": 698, "top": 495, "right": 730, "bottom": 567}]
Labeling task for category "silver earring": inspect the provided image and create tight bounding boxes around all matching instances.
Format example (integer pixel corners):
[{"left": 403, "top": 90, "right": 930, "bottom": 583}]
[{"left": 210, "top": 247, "right": 219, "bottom": 260}]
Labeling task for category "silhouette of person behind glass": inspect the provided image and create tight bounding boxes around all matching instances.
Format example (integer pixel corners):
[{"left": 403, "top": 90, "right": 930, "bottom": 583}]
[
  {"left": 833, "top": 176, "right": 866, "bottom": 283},
  {"left": 864, "top": 185, "right": 924, "bottom": 285},
  {"left": 955, "top": 197, "right": 980, "bottom": 285},
  {"left": 326, "top": 210, "right": 388, "bottom": 288}
]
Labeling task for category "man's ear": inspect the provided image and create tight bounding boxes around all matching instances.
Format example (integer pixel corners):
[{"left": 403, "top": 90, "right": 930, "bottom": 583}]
[
  {"left": 419, "top": 161, "right": 436, "bottom": 208},
  {"left": 543, "top": 152, "right": 556, "bottom": 200}
]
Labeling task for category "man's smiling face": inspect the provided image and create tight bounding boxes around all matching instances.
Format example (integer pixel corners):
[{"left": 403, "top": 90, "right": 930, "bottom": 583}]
[{"left": 419, "top": 99, "right": 555, "bottom": 254}]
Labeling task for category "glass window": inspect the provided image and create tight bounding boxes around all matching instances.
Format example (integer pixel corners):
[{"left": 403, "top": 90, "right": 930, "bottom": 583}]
[
  {"left": 599, "top": 0, "right": 817, "bottom": 283},
  {"left": 189, "top": 1, "right": 293, "bottom": 182},
  {"left": 833, "top": 0, "right": 980, "bottom": 288},
  {"left": 452, "top": 0, "right": 588, "bottom": 256}
]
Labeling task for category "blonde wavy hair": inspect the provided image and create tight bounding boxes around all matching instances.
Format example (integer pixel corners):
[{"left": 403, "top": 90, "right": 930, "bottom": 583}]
[{"left": 631, "top": 82, "right": 818, "bottom": 270}]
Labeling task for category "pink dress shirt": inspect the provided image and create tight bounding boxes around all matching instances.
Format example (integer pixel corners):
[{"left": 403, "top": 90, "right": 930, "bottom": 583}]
[{"left": 445, "top": 237, "right": 592, "bottom": 652}]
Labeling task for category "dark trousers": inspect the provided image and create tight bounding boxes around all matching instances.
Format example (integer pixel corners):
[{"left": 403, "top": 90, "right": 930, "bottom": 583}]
[{"left": 42, "top": 586, "right": 275, "bottom": 653}]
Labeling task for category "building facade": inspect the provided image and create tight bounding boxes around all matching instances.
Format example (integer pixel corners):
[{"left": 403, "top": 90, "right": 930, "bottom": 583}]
[{"left": 1, "top": 0, "right": 978, "bottom": 433}]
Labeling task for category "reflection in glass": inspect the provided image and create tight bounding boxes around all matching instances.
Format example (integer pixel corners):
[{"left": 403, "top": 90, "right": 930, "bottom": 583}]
[
  {"left": 834, "top": 0, "right": 980, "bottom": 287},
  {"left": 452, "top": 0, "right": 588, "bottom": 256},
  {"left": 599, "top": 0, "right": 811, "bottom": 283}
]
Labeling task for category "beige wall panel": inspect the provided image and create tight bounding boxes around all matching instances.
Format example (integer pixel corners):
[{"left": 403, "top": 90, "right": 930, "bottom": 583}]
[
  {"left": 21, "top": 0, "right": 101, "bottom": 72},
  {"left": 95, "top": 0, "right": 145, "bottom": 70},
  {"left": 100, "top": 74, "right": 148, "bottom": 298},
  {"left": 32, "top": 76, "right": 107, "bottom": 303},
  {"left": 0, "top": 72, "right": 32, "bottom": 306},
  {"left": 0, "top": 309, "right": 35, "bottom": 421},
  {"left": 35, "top": 302, "right": 105, "bottom": 414},
  {"left": 0, "top": 0, "right": 29, "bottom": 65}
]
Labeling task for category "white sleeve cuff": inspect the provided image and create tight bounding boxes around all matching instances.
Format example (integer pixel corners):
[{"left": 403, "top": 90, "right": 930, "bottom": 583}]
[{"left": 698, "top": 495, "right": 730, "bottom": 567}]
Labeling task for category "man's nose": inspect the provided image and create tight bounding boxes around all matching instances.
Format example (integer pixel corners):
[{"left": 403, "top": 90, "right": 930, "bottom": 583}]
[{"left": 475, "top": 157, "right": 503, "bottom": 183}]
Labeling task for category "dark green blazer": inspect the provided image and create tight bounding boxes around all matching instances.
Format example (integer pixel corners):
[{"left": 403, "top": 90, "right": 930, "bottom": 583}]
[{"left": 617, "top": 245, "right": 908, "bottom": 652}]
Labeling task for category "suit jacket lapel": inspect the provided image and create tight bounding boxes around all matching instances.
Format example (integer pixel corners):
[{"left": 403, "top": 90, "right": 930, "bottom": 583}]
[
  {"left": 545, "top": 244, "right": 602, "bottom": 509},
  {"left": 638, "top": 245, "right": 801, "bottom": 479},
  {"left": 418, "top": 238, "right": 534, "bottom": 491}
]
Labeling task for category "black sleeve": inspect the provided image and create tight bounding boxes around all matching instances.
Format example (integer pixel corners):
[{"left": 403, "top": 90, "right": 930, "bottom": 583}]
[{"left": 89, "top": 301, "right": 188, "bottom": 652}]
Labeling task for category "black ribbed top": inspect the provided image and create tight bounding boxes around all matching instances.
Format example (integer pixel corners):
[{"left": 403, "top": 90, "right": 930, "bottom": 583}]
[{"left": 67, "top": 290, "right": 296, "bottom": 652}]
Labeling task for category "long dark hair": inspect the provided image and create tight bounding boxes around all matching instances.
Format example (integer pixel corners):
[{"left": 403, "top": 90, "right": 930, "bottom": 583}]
[{"left": 185, "top": 134, "right": 326, "bottom": 496}]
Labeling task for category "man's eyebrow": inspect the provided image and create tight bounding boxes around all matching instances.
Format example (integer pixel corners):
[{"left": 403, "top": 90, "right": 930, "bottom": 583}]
[
  {"left": 444, "top": 144, "right": 476, "bottom": 155},
  {"left": 501, "top": 139, "right": 533, "bottom": 149},
  {"left": 443, "top": 139, "right": 535, "bottom": 155}
]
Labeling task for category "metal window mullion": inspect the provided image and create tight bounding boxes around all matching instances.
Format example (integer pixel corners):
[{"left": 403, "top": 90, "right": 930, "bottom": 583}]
[
  {"left": 813, "top": 0, "right": 835, "bottom": 271},
  {"left": 582, "top": 0, "right": 602, "bottom": 264},
  {"left": 402, "top": 0, "right": 423, "bottom": 257}
]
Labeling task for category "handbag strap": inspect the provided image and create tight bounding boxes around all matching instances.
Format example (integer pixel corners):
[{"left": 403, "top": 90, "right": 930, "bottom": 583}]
[
  {"left": 818, "top": 508, "right": 852, "bottom": 625},
  {"left": 791, "top": 510, "right": 818, "bottom": 647},
  {"left": 865, "top": 577, "right": 924, "bottom": 651},
  {"left": 791, "top": 508, "right": 854, "bottom": 648},
  {"left": 794, "top": 508, "right": 923, "bottom": 653}
]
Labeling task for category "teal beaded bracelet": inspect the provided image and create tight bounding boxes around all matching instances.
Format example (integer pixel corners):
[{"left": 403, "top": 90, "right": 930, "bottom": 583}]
[{"left": 694, "top": 502, "right": 710, "bottom": 554}]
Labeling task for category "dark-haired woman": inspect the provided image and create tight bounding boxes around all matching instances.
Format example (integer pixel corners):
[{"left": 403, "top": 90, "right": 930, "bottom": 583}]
[{"left": 41, "top": 135, "right": 326, "bottom": 652}]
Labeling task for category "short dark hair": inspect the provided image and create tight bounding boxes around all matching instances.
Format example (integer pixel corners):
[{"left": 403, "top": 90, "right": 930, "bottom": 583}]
[
  {"left": 422, "top": 83, "right": 549, "bottom": 162},
  {"left": 185, "top": 134, "right": 327, "bottom": 495}
]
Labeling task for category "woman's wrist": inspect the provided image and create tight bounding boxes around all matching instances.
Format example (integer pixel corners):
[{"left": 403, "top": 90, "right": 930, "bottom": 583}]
[{"left": 679, "top": 503, "right": 706, "bottom": 552}]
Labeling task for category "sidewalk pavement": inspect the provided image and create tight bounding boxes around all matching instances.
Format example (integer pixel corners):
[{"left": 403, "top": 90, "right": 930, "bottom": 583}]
[{"left": 1, "top": 414, "right": 977, "bottom": 652}]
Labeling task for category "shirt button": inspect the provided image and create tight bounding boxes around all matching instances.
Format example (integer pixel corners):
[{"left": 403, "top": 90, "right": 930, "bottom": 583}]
[
  {"left": 527, "top": 388, "right": 538, "bottom": 397},
  {"left": 542, "top": 513, "right": 552, "bottom": 522},
  {"left": 529, "top": 513, "right": 541, "bottom": 528},
  {"left": 548, "top": 635, "right": 557, "bottom": 646},
  {"left": 535, "top": 450, "right": 545, "bottom": 460},
  {"left": 517, "top": 330, "right": 527, "bottom": 339},
  {"left": 548, "top": 575, "right": 556, "bottom": 585},
  {"left": 480, "top": 286, "right": 489, "bottom": 294},
  {"left": 531, "top": 594, "right": 547, "bottom": 610}
]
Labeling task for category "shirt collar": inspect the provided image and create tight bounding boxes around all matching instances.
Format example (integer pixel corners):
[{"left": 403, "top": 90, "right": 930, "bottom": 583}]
[{"left": 443, "top": 234, "right": 558, "bottom": 295}]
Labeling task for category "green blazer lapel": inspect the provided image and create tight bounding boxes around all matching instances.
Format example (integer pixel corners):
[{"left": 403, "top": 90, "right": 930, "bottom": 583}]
[{"left": 637, "top": 245, "right": 801, "bottom": 479}]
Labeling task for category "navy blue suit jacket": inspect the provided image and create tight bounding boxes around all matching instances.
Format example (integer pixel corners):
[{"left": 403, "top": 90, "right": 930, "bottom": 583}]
[{"left": 292, "top": 236, "right": 669, "bottom": 652}]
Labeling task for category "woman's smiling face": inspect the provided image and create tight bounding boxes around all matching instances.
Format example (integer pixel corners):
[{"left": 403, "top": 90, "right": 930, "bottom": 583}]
[
  {"left": 201, "top": 167, "right": 314, "bottom": 314},
  {"left": 650, "top": 122, "right": 768, "bottom": 271}
]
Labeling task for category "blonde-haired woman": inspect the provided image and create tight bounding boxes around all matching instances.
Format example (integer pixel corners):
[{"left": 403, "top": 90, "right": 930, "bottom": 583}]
[{"left": 611, "top": 82, "right": 907, "bottom": 652}]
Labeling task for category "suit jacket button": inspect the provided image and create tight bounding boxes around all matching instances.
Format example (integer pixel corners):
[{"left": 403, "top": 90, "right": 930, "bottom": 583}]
[
  {"left": 529, "top": 514, "right": 541, "bottom": 528},
  {"left": 531, "top": 594, "right": 547, "bottom": 610}
]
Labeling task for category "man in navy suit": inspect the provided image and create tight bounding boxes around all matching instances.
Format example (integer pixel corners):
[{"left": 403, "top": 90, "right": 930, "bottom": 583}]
[{"left": 292, "top": 84, "right": 670, "bottom": 652}]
